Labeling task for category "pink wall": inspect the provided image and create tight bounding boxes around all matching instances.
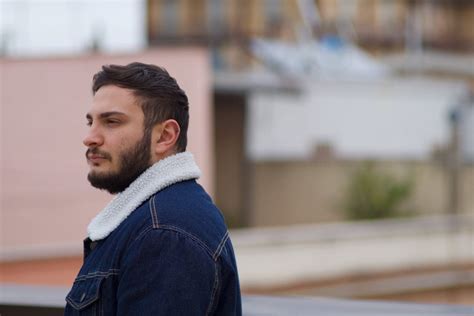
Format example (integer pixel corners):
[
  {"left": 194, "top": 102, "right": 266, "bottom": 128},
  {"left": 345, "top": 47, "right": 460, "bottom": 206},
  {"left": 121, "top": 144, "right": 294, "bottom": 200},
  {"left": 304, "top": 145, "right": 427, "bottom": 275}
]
[{"left": 0, "top": 48, "right": 213, "bottom": 260}]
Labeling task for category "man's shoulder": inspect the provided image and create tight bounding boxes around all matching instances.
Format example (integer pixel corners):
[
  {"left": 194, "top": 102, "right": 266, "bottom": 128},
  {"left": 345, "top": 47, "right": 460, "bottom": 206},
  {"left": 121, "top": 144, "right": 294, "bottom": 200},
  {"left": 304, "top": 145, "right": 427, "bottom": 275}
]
[{"left": 133, "top": 179, "right": 229, "bottom": 256}]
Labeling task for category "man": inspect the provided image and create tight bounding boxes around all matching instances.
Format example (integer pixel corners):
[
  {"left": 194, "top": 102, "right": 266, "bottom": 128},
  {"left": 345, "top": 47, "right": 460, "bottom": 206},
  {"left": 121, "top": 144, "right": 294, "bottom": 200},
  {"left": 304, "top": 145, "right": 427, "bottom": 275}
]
[{"left": 65, "top": 62, "right": 242, "bottom": 315}]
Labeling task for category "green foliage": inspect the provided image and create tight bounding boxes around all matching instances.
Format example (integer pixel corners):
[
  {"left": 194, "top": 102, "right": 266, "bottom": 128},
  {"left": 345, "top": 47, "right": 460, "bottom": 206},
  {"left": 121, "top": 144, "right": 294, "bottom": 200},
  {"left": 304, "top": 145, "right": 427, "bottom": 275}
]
[{"left": 344, "top": 161, "right": 414, "bottom": 220}]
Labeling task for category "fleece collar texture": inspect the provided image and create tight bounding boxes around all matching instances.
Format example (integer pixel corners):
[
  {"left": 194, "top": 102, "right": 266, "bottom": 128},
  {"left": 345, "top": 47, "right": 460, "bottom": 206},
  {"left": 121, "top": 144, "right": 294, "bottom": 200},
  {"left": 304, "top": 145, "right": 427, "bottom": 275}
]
[{"left": 87, "top": 152, "right": 201, "bottom": 241}]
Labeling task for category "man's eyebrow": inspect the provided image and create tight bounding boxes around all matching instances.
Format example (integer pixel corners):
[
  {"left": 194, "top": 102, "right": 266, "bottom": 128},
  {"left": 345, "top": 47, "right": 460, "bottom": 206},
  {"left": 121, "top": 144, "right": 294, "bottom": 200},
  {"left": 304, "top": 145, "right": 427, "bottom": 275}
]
[{"left": 86, "top": 111, "right": 127, "bottom": 120}]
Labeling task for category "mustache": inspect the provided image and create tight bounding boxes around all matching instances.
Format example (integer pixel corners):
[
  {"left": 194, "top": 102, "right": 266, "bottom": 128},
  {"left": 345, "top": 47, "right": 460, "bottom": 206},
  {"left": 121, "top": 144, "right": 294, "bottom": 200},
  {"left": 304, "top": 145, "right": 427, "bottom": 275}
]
[{"left": 86, "top": 148, "right": 112, "bottom": 160}]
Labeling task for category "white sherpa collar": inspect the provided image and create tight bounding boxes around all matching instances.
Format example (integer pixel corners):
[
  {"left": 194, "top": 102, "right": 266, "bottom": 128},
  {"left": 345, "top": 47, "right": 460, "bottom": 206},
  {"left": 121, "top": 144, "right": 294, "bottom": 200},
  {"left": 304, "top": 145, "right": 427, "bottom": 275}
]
[{"left": 87, "top": 152, "right": 201, "bottom": 241}]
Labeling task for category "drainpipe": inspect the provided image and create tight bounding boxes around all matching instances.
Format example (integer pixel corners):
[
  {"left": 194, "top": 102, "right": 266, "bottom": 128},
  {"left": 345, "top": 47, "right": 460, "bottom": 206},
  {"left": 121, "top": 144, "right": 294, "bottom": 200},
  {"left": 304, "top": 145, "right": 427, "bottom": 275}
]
[{"left": 448, "top": 107, "right": 461, "bottom": 215}]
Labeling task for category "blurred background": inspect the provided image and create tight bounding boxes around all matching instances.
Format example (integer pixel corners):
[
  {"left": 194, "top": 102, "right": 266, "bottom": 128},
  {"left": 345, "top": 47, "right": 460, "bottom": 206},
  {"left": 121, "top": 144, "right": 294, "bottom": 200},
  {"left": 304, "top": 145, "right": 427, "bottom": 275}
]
[{"left": 1, "top": 0, "right": 473, "bottom": 309}]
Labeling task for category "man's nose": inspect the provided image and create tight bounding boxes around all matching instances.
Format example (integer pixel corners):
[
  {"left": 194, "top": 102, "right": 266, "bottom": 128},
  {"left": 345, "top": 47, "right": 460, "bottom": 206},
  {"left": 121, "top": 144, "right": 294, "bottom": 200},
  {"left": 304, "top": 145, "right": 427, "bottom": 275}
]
[{"left": 83, "top": 127, "right": 104, "bottom": 147}]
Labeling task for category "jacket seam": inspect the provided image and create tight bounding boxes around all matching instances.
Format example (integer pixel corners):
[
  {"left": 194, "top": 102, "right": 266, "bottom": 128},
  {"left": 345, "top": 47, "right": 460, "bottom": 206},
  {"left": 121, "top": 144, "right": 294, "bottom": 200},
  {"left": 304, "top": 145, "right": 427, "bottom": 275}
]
[
  {"left": 133, "top": 226, "right": 154, "bottom": 243},
  {"left": 66, "top": 297, "right": 94, "bottom": 311},
  {"left": 157, "top": 224, "right": 214, "bottom": 256},
  {"left": 212, "top": 231, "right": 229, "bottom": 261},
  {"left": 205, "top": 261, "right": 220, "bottom": 316},
  {"left": 145, "top": 195, "right": 225, "bottom": 259},
  {"left": 149, "top": 195, "right": 159, "bottom": 228},
  {"left": 74, "top": 269, "right": 120, "bottom": 282},
  {"left": 131, "top": 224, "right": 215, "bottom": 258}
]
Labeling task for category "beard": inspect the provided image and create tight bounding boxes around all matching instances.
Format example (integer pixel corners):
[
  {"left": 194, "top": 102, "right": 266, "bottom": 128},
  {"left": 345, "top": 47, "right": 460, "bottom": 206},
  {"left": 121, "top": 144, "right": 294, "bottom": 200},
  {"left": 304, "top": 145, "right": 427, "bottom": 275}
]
[{"left": 87, "top": 134, "right": 152, "bottom": 194}]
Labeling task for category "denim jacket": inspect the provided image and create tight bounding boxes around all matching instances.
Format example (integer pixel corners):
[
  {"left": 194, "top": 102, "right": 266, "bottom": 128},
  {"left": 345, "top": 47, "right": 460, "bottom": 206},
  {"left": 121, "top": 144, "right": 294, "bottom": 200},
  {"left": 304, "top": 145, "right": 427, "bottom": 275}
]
[{"left": 65, "top": 153, "right": 242, "bottom": 315}]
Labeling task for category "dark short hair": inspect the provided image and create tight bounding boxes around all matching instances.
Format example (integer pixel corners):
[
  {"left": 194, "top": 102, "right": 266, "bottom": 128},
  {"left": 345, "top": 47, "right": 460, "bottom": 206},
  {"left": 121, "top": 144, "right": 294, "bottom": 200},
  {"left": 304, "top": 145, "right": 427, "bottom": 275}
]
[{"left": 92, "top": 62, "right": 189, "bottom": 152}]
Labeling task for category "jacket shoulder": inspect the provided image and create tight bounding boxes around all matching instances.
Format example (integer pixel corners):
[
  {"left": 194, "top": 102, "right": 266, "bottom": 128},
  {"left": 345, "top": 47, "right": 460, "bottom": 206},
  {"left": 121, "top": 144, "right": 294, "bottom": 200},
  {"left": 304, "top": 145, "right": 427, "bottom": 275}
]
[{"left": 147, "top": 179, "right": 228, "bottom": 256}]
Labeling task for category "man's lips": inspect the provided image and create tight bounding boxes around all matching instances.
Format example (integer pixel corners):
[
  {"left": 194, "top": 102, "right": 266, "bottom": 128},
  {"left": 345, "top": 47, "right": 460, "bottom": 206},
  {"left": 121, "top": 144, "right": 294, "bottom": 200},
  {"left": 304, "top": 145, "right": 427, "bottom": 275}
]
[
  {"left": 86, "top": 148, "right": 111, "bottom": 164},
  {"left": 89, "top": 154, "right": 105, "bottom": 159},
  {"left": 87, "top": 153, "right": 110, "bottom": 164},
  {"left": 87, "top": 155, "right": 107, "bottom": 164}
]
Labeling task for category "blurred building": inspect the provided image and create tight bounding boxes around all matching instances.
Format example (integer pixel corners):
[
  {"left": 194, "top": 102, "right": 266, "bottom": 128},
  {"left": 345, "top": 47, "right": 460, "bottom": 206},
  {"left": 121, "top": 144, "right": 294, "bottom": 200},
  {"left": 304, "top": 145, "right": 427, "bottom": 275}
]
[
  {"left": 147, "top": 0, "right": 474, "bottom": 70},
  {"left": 144, "top": 0, "right": 474, "bottom": 228},
  {"left": 1, "top": 0, "right": 472, "bottom": 239},
  {"left": 2, "top": 0, "right": 472, "bottom": 65},
  {"left": 214, "top": 74, "right": 474, "bottom": 227}
]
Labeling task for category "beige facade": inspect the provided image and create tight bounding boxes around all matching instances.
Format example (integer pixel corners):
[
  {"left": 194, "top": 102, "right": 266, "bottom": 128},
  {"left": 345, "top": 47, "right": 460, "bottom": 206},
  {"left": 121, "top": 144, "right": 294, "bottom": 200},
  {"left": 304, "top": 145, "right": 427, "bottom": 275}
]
[
  {"left": 1, "top": 48, "right": 213, "bottom": 260},
  {"left": 249, "top": 160, "right": 473, "bottom": 227}
]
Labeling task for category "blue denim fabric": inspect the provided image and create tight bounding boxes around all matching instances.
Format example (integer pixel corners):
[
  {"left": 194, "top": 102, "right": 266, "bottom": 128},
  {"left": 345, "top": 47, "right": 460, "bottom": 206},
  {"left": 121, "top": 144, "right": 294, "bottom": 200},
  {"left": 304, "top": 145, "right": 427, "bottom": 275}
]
[{"left": 65, "top": 180, "right": 241, "bottom": 315}]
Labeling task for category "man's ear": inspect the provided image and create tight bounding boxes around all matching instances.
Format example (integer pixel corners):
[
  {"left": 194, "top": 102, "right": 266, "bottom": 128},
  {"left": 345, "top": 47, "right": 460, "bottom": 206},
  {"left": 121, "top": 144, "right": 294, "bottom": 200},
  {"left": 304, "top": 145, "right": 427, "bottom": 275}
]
[{"left": 151, "top": 119, "right": 181, "bottom": 157}]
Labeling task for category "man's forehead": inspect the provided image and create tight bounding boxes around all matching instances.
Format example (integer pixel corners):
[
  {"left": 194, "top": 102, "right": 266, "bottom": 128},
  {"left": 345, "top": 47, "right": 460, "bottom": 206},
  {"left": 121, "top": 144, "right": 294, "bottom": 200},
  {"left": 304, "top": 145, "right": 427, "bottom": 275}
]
[
  {"left": 87, "top": 85, "right": 141, "bottom": 118},
  {"left": 93, "top": 85, "right": 137, "bottom": 104}
]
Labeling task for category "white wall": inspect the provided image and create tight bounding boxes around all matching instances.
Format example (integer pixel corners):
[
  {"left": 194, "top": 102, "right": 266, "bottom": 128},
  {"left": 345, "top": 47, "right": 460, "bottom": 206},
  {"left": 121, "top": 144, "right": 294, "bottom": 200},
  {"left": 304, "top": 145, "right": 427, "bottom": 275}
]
[{"left": 247, "top": 77, "right": 471, "bottom": 161}]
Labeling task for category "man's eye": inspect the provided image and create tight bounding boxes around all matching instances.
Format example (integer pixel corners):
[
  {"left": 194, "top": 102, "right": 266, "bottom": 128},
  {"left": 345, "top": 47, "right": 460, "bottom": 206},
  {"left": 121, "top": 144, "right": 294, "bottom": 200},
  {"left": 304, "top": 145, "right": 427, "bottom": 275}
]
[
  {"left": 107, "top": 120, "right": 120, "bottom": 125},
  {"left": 86, "top": 121, "right": 92, "bottom": 126}
]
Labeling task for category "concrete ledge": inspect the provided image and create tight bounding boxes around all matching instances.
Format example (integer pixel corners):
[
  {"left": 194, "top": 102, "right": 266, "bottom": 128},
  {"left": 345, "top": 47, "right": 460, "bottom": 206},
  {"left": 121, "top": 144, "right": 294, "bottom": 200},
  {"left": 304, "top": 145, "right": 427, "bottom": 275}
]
[
  {"left": 230, "top": 214, "right": 473, "bottom": 246},
  {"left": 232, "top": 215, "right": 474, "bottom": 290},
  {"left": 258, "top": 265, "right": 474, "bottom": 298}
]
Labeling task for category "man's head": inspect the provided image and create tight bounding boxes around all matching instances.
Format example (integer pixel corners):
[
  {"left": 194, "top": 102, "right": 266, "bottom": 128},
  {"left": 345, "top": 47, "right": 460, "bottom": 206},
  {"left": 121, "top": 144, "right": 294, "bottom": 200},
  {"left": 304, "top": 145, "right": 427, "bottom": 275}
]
[{"left": 83, "top": 63, "right": 189, "bottom": 194}]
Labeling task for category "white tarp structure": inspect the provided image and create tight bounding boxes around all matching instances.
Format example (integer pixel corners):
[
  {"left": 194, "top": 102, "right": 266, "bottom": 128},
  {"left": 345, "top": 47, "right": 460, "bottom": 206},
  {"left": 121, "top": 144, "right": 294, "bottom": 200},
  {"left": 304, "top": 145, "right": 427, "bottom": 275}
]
[{"left": 250, "top": 37, "right": 390, "bottom": 79}]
